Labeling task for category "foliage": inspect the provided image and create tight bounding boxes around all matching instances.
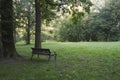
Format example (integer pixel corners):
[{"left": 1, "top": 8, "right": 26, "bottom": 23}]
[
  {"left": 13, "top": 0, "right": 57, "bottom": 43},
  {"left": 13, "top": 0, "right": 35, "bottom": 43},
  {"left": 58, "top": 19, "right": 83, "bottom": 42},
  {"left": 57, "top": 0, "right": 92, "bottom": 42},
  {"left": 85, "top": 0, "right": 120, "bottom": 41},
  {"left": 58, "top": 0, "right": 120, "bottom": 42},
  {"left": 6, "top": 0, "right": 93, "bottom": 43},
  {"left": 29, "top": 0, "right": 92, "bottom": 43},
  {"left": 100, "top": 0, "right": 120, "bottom": 41},
  {"left": 0, "top": 42, "right": 120, "bottom": 80}
]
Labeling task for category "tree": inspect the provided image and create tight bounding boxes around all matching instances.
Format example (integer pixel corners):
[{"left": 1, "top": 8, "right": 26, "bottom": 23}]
[
  {"left": 34, "top": 0, "right": 41, "bottom": 48},
  {"left": 0, "top": 15, "right": 2, "bottom": 57},
  {"left": 99, "top": 0, "right": 120, "bottom": 41},
  {"left": 34, "top": 0, "right": 63, "bottom": 48},
  {"left": 1, "top": 0, "right": 17, "bottom": 57},
  {"left": 0, "top": 0, "right": 2, "bottom": 57},
  {"left": 34, "top": 0, "right": 92, "bottom": 46},
  {"left": 82, "top": 0, "right": 120, "bottom": 41},
  {"left": 95, "top": 0, "right": 120, "bottom": 41},
  {"left": 23, "top": 0, "right": 35, "bottom": 44},
  {"left": 83, "top": 13, "right": 102, "bottom": 41},
  {"left": 13, "top": 0, "right": 35, "bottom": 44},
  {"left": 24, "top": 0, "right": 34, "bottom": 44},
  {"left": 57, "top": 0, "right": 92, "bottom": 42},
  {"left": 59, "top": 17, "right": 84, "bottom": 42}
]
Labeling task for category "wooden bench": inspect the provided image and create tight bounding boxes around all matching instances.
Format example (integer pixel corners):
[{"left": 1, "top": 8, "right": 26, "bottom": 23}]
[{"left": 31, "top": 48, "right": 57, "bottom": 61}]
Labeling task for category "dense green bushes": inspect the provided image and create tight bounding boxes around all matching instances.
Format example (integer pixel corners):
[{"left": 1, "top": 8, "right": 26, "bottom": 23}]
[{"left": 58, "top": 0, "right": 120, "bottom": 42}]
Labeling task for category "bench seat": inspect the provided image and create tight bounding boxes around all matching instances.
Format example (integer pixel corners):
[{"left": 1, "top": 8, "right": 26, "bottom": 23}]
[{"left": 31, "top": 48, "right": 57, "bottom": 61}]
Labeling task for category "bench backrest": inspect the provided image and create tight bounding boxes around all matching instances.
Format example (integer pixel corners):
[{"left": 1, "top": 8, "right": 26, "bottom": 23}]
[{"left": 32, "top": 48, "right": 51, "bottom": 55}]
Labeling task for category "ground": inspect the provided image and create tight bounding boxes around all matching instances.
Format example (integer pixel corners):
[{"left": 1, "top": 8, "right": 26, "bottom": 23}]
[{"left": 0, "top": 42, "right": 120, "bottom": 80}]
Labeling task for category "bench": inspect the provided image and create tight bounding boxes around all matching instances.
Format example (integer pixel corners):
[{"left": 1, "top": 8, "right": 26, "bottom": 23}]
[{"left": 31, "top": 48, "right": 57, "bottom": 61}]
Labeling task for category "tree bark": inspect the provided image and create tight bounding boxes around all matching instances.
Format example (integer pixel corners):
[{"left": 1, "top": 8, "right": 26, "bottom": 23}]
[
  {"left": 35, "top": 0, "right": 42, "bottom": 48},
  {"left": 0, "top": 42, "right": 1, "bottom": 58},
  {"left": 1, "top": 0, "right": 17, "bottom": 58},
  {"left": 26, "top": 12, "right": 31, "bottom": 45},
  {"left": 0, "top": 17, "right": 2, "bottom": 57}
]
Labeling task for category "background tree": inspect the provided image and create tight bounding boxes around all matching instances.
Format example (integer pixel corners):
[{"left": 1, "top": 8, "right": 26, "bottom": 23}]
[
  {"left": 22, "top": 0, "right": 35, "bottom": 44},
  {"left": 58, "top": 0, "right": 92, "bottom": 42},
  {"left": 84, "top": 0, "right": 120, "bottom": 41},
  {"left": 13, "top": 0, "right": 35, "bottom": 44},
  {"left": 98, "top": 0, "right": 120, "bottom": 41},
  {"left": 58, "top": 0, "right": 120, "bottom": 42}
]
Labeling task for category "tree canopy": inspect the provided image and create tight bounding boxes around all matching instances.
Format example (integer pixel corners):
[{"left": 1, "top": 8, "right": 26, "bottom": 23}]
[{"left": 58, "top": 0, "right": 120, "bottom": 41}]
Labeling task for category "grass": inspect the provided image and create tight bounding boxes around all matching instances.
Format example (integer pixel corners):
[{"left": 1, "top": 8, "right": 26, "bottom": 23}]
[{"left": 0, "top": 42, "right": 120, "bottom": 80}]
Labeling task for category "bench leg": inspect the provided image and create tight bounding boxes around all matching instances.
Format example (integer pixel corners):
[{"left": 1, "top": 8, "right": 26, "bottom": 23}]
[
  {"left": 37, "top": 54, "right": 39, "bottom": 58},
  {"left": 54, "top": 53, "right": 57, "bottom": 61},
  {"left": 48, "top": 55, "right": 51, "bottom": 61},
  {"left": 31, "top": 54, "right": 34, "bottom": 60}
]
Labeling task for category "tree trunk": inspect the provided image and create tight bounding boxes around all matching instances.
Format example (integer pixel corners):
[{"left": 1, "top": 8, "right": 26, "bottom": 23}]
[
  {"left": 1, "top": 0, "right": 17, "bottom": 58},
  {"left": 0, "top": 34, "right": 2, "bottom": 57},
  {"left": 0, "top": 16, "right": 2, "bottom": 57},
  {"left": 0, "top": 0, "right": 2, "bottom": 57},
  {"left": 26, "top": 13, "right": 31, "bottom": 45},
  {"left": 35, "top": 0, "right": 42, "bottom": 48}
]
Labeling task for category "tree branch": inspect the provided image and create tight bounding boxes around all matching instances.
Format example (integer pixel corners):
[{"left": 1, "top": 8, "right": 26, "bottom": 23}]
[{"left": 45, "top": 0, "right": 67, "bottom": 6}]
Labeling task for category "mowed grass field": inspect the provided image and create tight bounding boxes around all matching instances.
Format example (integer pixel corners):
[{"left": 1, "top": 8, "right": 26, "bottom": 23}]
[{"left": 0, "top": 42, "right": 120, "bottom": 80}]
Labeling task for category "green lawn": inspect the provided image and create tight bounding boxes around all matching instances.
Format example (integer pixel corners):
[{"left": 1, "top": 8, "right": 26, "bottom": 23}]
[{"left": 0, "top": 42, "right": 120, "bottom": 80}]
